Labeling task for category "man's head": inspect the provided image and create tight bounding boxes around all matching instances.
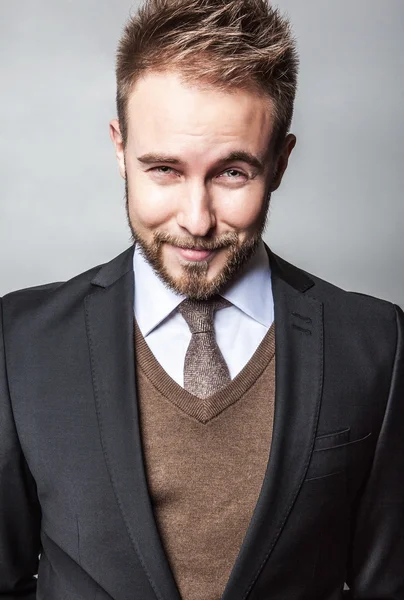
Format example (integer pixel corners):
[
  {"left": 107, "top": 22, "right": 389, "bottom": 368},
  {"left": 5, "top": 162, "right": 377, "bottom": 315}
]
[{"left": 110, "top": 0, "right": 299, "bottom": 300}]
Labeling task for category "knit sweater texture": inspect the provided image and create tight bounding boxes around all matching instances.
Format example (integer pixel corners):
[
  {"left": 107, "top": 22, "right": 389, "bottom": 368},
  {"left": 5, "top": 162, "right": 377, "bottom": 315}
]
[{"left": 133, "top": 317, "right": 276, "bottom": 600}]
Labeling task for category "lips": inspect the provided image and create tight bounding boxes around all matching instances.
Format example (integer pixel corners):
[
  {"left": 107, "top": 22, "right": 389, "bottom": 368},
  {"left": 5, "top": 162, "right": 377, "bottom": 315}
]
[{"left": 175, "top": 247, "right": 216, "bottom": 261}]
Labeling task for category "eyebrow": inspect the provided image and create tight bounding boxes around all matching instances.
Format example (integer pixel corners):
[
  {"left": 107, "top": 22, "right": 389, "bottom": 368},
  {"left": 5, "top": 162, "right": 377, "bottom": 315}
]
[{"left": 136, "top": 150, "right": 265, "bottom": 172}]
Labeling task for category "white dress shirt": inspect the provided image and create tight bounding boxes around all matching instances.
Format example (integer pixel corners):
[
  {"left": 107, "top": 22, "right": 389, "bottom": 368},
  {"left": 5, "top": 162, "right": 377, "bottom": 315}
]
[{"left": 133, "top": 239, "right": 274, "bottom": 386}]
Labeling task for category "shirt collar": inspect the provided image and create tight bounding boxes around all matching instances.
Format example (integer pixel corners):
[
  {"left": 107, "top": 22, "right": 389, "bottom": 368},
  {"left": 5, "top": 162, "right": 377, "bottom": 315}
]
[{"left": 133, "top": 238, "right": 273, "bottom": 337}]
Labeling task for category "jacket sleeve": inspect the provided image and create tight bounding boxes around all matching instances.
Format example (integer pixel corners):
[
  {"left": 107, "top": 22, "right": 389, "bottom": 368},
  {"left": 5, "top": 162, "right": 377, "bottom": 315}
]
[
  {"left": 0, "top": 298, "right": 41, "bottom": 598},
  {"left": 345, "top": 303, "right": 404, "bottom": 599}
]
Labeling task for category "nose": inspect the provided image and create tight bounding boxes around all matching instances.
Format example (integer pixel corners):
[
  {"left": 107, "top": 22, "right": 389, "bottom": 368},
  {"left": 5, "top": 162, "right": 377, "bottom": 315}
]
[{"left": 176, "top": 183, "right": 216, "bottom": 238}]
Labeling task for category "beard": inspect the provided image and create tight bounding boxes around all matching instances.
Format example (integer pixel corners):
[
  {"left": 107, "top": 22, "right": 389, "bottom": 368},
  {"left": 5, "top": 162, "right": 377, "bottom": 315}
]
[{"left": 125, "top": 178, "right": 271, "bottom": 301}]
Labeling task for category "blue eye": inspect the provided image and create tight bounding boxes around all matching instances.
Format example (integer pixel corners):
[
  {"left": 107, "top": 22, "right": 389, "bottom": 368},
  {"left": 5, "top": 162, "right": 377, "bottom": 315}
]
[
  {"left": 223, "top": 169, "right": 243, "bottom": 178},
  {"left": 150, "top": 166, "right": 247, "bottom": 180},
  {"left": 153, "top": 166, "right": 174, "bottom": 174}
]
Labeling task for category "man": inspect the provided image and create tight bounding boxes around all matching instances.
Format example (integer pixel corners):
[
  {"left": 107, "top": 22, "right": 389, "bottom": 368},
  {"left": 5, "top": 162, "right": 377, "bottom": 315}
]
[{"left": 0, "top": 0, "right": 403, "bottom": 598}]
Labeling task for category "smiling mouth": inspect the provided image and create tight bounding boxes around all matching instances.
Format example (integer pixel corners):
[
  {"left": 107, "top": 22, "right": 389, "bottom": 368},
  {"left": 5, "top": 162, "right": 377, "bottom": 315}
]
[{"left": 172, "top": 246, "right": 218, "bottom": 262}]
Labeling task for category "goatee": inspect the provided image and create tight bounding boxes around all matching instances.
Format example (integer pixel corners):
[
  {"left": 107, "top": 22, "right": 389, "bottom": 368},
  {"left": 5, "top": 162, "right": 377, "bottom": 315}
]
[{"left": 125, "top": 179, "right": 271, "bottom": 300}]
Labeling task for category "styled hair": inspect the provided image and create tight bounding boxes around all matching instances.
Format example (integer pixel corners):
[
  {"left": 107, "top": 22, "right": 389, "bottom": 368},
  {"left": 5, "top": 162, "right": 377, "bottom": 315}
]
[{"left": 116, "top": 0, "right": 299, "bottom": 156}]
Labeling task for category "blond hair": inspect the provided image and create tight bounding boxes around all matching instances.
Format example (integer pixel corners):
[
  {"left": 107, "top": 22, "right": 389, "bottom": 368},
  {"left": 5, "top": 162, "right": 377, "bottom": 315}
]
[{"left": 116, "top": 0, "right": 299, "bottom": 155}]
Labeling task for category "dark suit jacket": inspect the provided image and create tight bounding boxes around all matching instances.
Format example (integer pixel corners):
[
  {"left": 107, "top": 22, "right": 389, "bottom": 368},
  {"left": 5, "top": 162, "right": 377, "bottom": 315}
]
[{"left": 0, "top": 244, "right": 403, "bottom": 600}]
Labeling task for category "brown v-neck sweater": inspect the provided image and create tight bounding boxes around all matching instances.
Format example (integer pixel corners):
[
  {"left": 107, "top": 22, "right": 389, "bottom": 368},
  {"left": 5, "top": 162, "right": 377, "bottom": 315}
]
[{"left": 133, "top": 317, "right": 276, "bottom": 600}]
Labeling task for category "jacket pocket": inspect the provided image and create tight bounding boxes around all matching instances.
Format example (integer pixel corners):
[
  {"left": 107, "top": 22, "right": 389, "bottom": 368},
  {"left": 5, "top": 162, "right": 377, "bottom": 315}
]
[
  {"left": 312, "top": 427, "right": 350, "bottom": 451},
  {"left": 305, "top": 431, "right": 372, "bottom": 481}
]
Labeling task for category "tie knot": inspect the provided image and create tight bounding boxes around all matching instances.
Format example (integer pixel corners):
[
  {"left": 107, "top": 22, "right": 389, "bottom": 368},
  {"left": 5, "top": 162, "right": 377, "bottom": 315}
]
[{"left": 178, "top": 294, "right": 231, "bottom": 334}]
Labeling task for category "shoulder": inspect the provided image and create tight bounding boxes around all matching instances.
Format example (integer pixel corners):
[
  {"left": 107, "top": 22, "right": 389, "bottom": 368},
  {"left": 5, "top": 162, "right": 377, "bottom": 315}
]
[
  {"left": 1, "top": 264, "right": 101, "bottom": 321},
  {"left": 308, "top": 267, "right": 397, "bottom": 319},
  {"left": 1, "top": 246, "right": 134, "bottom": 321},
  {"left": 0, "top": 248, "right": 131, "bottom": 337},
  {"left": 272, "top": 252, "right": 401, "bottom": 339}
]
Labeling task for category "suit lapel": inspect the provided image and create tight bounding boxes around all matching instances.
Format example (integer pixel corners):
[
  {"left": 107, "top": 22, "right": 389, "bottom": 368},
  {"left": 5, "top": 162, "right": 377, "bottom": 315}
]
[
  {"left": 85, "top": 243, "right": 324, "bottom": 600},
  {"left": 85, "top": 246, "right": 182, "bottom": 600},
  {"left": 221, "top": 246, "right": 324, "bottom": 600}
]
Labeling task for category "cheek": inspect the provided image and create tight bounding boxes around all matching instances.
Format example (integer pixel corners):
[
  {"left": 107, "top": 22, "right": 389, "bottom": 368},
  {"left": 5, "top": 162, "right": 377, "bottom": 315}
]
[
  {"left": 219, "top": 189, "right": 267, "bottom": 230},
  {"left": 128, "top": 176, "right": 176, "bottom": 228}
]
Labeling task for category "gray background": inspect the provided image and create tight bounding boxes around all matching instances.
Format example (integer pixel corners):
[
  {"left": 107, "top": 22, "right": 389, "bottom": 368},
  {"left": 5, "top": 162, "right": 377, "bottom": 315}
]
[{"left": 1, "top": 1, "right": 403, "bottom": 305}]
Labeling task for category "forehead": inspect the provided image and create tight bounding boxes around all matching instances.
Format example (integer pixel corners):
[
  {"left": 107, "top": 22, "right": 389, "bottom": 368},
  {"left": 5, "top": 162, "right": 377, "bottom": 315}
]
[{"left": 126, "top": 71, "right": 274, "bottom": 156}]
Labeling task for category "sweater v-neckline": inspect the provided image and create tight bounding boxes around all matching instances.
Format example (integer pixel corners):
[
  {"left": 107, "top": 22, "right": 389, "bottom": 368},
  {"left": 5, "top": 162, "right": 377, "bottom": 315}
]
[{"left": 133, "top": 318, "right": 275, "bottom": 424}]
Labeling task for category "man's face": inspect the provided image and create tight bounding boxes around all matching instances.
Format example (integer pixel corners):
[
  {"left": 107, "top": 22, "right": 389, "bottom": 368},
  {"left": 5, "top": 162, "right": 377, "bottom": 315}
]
[{"left": 110, "top": 71, "right": 295, "bottom": 300}]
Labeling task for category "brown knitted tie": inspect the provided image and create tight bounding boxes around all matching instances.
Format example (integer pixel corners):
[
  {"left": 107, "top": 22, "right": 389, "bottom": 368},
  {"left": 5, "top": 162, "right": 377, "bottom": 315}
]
[{"left": 177, "top": 295, "right": 232, "bottom": 398}]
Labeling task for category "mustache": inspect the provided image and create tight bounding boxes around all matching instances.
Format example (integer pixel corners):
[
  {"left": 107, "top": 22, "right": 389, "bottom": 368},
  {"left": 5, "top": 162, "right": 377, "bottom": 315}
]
[{"left": 152, "top": 231, "right": 239, "bottom": 251}]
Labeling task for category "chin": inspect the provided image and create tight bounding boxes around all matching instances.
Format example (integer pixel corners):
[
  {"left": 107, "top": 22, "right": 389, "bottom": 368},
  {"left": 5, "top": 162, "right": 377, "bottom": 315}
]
[{"left": 165, "top": 259, "right": 225, "bottom": 298}]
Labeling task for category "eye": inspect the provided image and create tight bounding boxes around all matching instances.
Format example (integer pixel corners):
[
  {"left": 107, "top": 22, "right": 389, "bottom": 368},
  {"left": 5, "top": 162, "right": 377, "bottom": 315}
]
[
  {"left": 219, "top": 169, "right": 246, "bottom": 179},
  {"left": 149, "top": 166, "right": 248, "bottom": 180},
  {"left": 151, "top": 166, "right": 175, "bottom": 175}
]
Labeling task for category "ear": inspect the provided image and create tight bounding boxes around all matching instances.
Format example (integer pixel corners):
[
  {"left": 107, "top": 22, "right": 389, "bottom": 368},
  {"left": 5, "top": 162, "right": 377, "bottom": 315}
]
[
  {"left": 269, "top": 133, "right": 296, "bottom": 192},
  {"left": 109, "top": 119, "right": 126, "bottom": 179}
]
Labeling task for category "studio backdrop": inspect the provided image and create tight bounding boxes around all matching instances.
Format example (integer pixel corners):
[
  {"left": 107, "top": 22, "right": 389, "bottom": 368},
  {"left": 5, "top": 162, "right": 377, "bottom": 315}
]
[{"left": 0, "top": 0, "right": 403, "bottom": 305}]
